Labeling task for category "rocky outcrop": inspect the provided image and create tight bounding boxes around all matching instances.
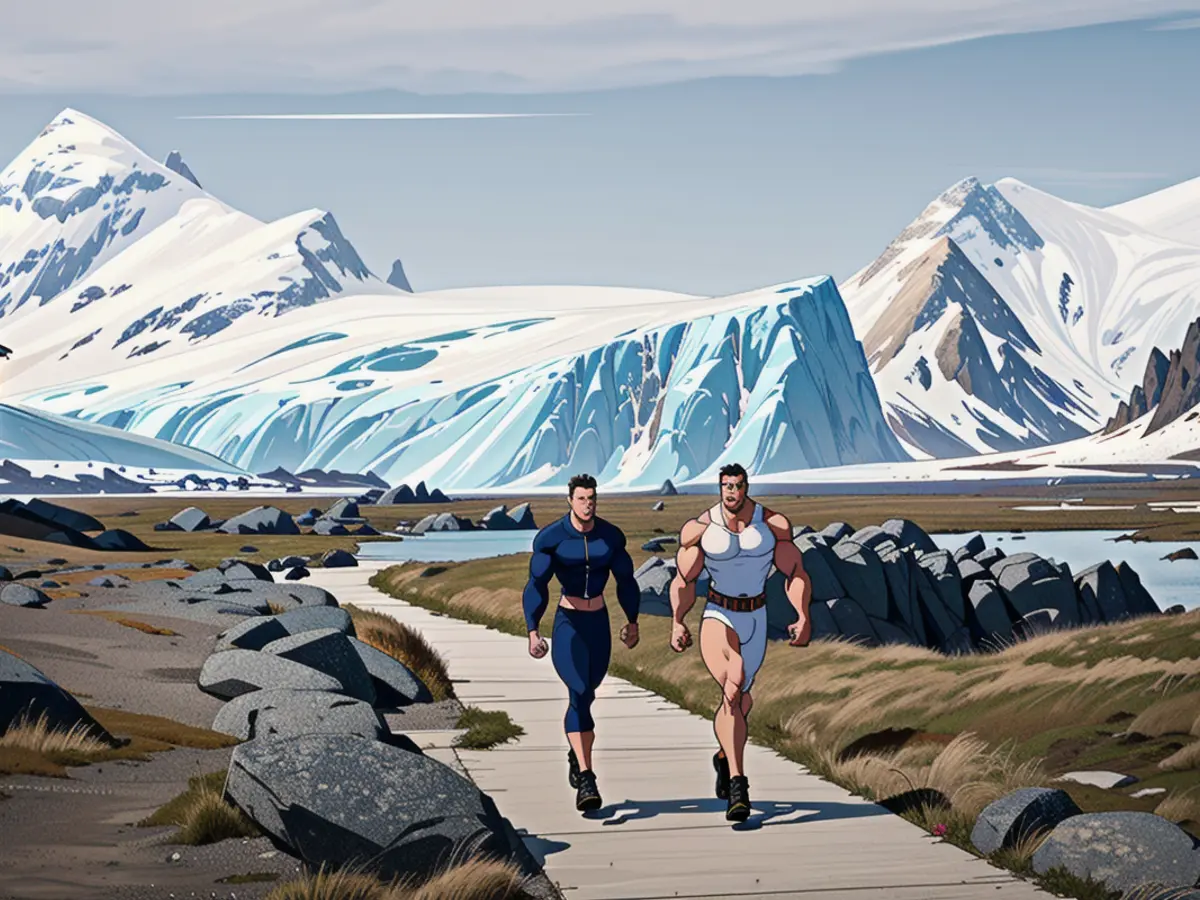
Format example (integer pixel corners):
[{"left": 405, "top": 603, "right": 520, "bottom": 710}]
[
  {"left": 217, "top": 506, "right": 300, "bottom": 536},
  {"left": 1147, "top": 317, "right": 1200, "bottom": 435},
  {"left": 971, "top": 788, "right": 1081, "bottom": 855},
  {"left": 632, "top": 519, "right": 1163, "bottom": 653},
  {"left": 1104, "top": 348, "right": 1171, "bottom": 433},
  {"left": 378, "top": 482, "right": 451, "bottom": 504},
  {"left": 0, "top": 649, "right": 114, "bottom": 743}
]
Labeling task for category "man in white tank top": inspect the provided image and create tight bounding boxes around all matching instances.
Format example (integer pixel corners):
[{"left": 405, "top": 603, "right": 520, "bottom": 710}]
[{"left": 668, "top": 463, "right": 812, "bottom": 822}]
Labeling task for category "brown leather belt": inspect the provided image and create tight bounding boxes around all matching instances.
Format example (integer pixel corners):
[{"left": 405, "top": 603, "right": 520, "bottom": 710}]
[{"left": 707, "top": 587, "right": 767, "bottom": 612}]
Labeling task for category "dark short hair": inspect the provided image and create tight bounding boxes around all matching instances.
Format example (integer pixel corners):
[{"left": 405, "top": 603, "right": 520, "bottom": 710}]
[
  {"left": 568, "top": 473, "right": 598, "bottom": 497},
  {"left": 718, "top": 463, "right": 748, "bottom": 484}
]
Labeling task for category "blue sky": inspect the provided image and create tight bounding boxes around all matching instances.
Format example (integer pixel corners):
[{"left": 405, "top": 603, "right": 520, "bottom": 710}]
[{"left": 1, "top": 13, "right": 1198, "bottom": 295}]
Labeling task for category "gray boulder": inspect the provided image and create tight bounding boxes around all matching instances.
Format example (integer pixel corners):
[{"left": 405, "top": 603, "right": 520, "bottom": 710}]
[
  {"left": 881, "top": 518, "right": 938, "bottom": 555},
  {"left": 793, "top": 534, "right": 846, "bottom": 602},
  {"left": 847, "top": 525, "right": 896, "bottom": 553},
  {"left": 975, "top": 546, "right": 1007, "bottom": 569},
  {"left": 313, "top": 520, "right": 350, "bottom": 536},
  {"left": 348, "top": 637, "right": 434, "bottom": 706},
  {"left": 956, "top": 558, "right": 989, "bottom": 589},
  {"left": 992, "top": 553, "right": 1081, "bottom": 626},
  {"left": 0, "top": 650, "right": 114, "bottom": 742},
  {"left": 218, "top": 506, "right": 301, "bottom": 536},
  {"left": 792, "top": 524, "right": 814, "bottom": 537},
  {"left": 215, "top": 606, "right": 355, "bottom": 652},
  {"left": 1031, "top": 812, "right": 1200, "bottom": 894},
  {"left": 198, "top": 649, "right": 344, "bottom": 700},
  {"left": 874, "top": 541, "right": 926, "bottom": 645},
  {"left": 830, "top": 540, "right": 890, "bottom": 620},
  {"left": 86, "top": 574, "right": 131, "bottom": 588},
  {"left": 652, "top": 501, "right": 665, "bottom": 512},
  {"left": 968, "top": 580, "right": 1015, "bottom": 647},
  {"left": 411, "top": 514, "right": 439, "bottom": 534},
  {"left": 219, "top": 559, "right": 273, "bottom": 582},
  {"left": 820, "top": 522, "right": 855, "bottom": 543},
  {"left": 962, "top": 534, "right": 987, "bottom": 556},
  {"left": 642, "top": 537, "right": 677, "bottom": 553},
  {"left": 826, "top": 597, "right": 878, "bottom": 645},
  {"left": 286, "top": 566, "right": 311, "bottom": 581},
  {"left": 1115, "top": 562, "right": 1161, "bottom": 616},
  {"left": 1015, "top": 608, "right": 1061, "bottom": 639},
  {"left": 320, "top": 549, "right": 357, "bottom": 568},
  {"left": 508, "top": 502, "right": 536, "bottom": 529},
  {"left": 635, "top": 557, "right": 675, "bottom": 596},
  {"left": 660, "top": 479, "right": 678, "bottom": 496},
  {"left": 225, "top": 733, "right": 528, "bottom": 882},
  {"left": 268, "top": 555, "right": 308, "bottom": 573},
  {"left": 1, "top": 583, "right": 51, "bottom": 608},
  {"left": 481, "top": 505, "right": 518, "bottom": 530},
  {"left": 807, "top": 600, "right": 841, "bottom": 641},
  {"left": 1075, "top": 561, "right": 1131, "bottom": 623},
  {"left": 0, "top": 565, "right": 10, "bottom": 581},
  {"left": 261, "top": 629, "right": 375, "bottom": 704},
  {"left": 168, "top": 506, "right": 211, "bottom": 532},
  {"left": 212, "top": 688, "right": 389, "bottom": 742},
  {"left": 869, "top": 616, "right": 917, "bottom": 646},
  {"left": 971, "top": 788, "right": 1082, "bottom": 856},
  {"left": 325, "top": 499, "right": 360, "bottom": 520}
]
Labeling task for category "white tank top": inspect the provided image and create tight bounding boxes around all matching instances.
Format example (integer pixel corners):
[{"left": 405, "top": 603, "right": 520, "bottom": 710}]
[{"left": 700, "top": 502, "right": 776, "bottom": 597}]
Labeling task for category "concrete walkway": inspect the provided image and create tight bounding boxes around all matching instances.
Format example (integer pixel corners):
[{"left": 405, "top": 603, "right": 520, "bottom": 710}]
[{"left": 306, "top": 562, "right": 1050, "bottom": 900}]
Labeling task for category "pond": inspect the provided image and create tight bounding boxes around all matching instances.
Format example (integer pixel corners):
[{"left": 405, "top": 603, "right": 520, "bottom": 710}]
[
  {"left": 356, "top": 530, "right": 535, "bottom": 563},
  {"left": 929, "top": 530, "right": 1200, "bottom": 613}
]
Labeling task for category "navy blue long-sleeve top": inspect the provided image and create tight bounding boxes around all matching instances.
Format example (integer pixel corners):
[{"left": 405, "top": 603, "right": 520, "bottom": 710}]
[{"left": 522, "top": 514, "right": 640, "bottom": 632}]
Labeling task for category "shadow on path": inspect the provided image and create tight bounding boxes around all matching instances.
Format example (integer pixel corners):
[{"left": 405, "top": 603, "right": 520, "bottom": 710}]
[{"left": 584, "top": 796, "right": 891, "bottom": 830}]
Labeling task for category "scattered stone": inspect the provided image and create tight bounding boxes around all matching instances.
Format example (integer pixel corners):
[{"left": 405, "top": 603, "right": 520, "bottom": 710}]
[
  {"left": 260, "top": 629, "right": 376, "bottom": 703},
  {"left": 0, "top": 649, "right": 114, "bottom": 741},
  {"left": 212, "top": 688, "right": 390, "bottom": 742},
  {"left": 320, "top": 550, "right": 357, "bottom": 568},
  {"left": 0, "top": 565, "right": 10, "bottom": 581},
  {"left": 91, "top": 529, "right": 151, "bottom": 551},
  {"left": 0, "top": 583, "right": 51, "bottom": 608},
  {"left": 215, "top": 606, "right": 355, "bottom": 652},
  {"left": 86, "top": 574, "right": 131, "bottom": 588},
  {"left": 217, "top": 506, "right": 301, "bottom": 536},
  {"left": 1056, "top": 771, "right": 1139, "bottom": 790},
  {"left": 285, "top": 566, "right": 311, "bottom": 580},
  {"left": 652, "top": 501, "right": 665, "bottom": 512},
  {"left": 165, "top": 507, "right": 211, "bottom": 532},
  {"left": 240, "top": 545, "right": 259, "bottom": 553},
  {"left": 347, "top": 637, "right": 433, "bottom": 706},
  {"left": 198, "top": 649, "right": 344, "bottom": 700},
  {"left": 312, "top": 520, "right": 350, "bottom": 536},
  {"left": 971, "top": 788, "right": 1082, "bottom": 856},
  {"left": 1031, "top": 812, "right": 1200, "bottom": 894},
  {"left": 660, "top": 479, "right": 678, "bottom": 496},
  {"left": 225, "top": 734, "right": 530, "bottom": 882}
]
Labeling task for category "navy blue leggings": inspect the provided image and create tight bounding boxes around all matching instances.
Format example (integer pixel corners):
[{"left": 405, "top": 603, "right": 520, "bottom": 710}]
[{"left": 551, "top": 605, "right": 611, "bottom": 733}]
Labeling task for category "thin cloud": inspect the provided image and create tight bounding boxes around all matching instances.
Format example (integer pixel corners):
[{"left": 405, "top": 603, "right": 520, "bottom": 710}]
[{"left": 177, "top": 112, "right": 588, "bottom": 120}]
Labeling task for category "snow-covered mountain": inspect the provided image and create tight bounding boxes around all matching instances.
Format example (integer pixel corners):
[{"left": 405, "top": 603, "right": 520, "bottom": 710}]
[
  {"left": 0, "top": 110, "right": 905, "bottom": 489},
  {"left": 1106, "top": 176, "right": 1200, "bottom": 247},
  {"left": 840, "top": 176, "right": 1200, "bottom": 459},
  {"left": 0, "top": 109, "right": 400, "bottom": 372}
]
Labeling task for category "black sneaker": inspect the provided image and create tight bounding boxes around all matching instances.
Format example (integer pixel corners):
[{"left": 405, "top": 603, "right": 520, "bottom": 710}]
[
  {"left": 713, "top": 751, "right": 730, "bottom": 800},
  {"left": 567, "top": 748, "right": 581, "bottom": 789},
  {"left": 575, "top": 769, "right": 602, "bottom": 812},
  {"left": 726, "top": 775, "right": 751, "bottom": 822}
]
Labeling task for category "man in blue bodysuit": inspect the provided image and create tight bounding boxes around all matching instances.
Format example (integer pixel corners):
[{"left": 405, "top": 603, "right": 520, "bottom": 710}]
[{"left": 523, "top": 473, "right": 640, "bottom": 811}]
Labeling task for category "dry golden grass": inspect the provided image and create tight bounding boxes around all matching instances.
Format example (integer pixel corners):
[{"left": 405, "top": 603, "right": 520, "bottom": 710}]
[
  {"left": 172, "top": 786, "right": 261, "bottom": 845},
  {"left": 1154, "top": 786, "right": 1200, "bottom": 825},
  {"left": 343, "top": 603, "right": 455, "bottom": 702},
  {"left": 1157, "top": 740, "right": 1200, "bottom": 772},
  {"left": 265, "top": 857, "right": 536, "bottom": 900},
  {"left": 0, "top": 710, "right": 110, "bottom": 756},
  {"left": 987, "top": 825, "right": 1052, "bottom": 877},
  {"left": 69, "top": 609, "right": 179, "bottom": 636},
  {"left": 1129, "top": 693, "right": 1200, "bottom": 738}
]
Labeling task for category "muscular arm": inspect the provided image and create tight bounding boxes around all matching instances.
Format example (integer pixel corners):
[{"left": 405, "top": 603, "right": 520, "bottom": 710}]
[
  {"left": 522, "top": 531, "right": 556, "bottom": 633},
  {"left": 609, "top": 528, "right": 640, "bottom": 625},
  {"left": 669, "top": 517, "right": 708, "bottom": 624},
  {"left": 766, "top": 510, "right": 811, "bottom": 620}
]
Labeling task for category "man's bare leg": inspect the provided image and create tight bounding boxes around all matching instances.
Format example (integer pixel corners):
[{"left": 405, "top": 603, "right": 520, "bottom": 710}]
[
  {"left": 566, "top": 730, "right": 595, "bottom": 771},
  {"left": 701, "top": 618, "right": 748, "bottom": 777}
]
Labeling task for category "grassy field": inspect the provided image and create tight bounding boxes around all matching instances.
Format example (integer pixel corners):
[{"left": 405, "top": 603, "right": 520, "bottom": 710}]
[{"left": 370, "top": 557, "right": 1200, "bottom": 850}]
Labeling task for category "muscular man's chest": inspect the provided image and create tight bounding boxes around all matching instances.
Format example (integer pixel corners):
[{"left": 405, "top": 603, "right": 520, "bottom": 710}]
[{"left": 558, "top": 537, "right": 614, "bottom": 568}]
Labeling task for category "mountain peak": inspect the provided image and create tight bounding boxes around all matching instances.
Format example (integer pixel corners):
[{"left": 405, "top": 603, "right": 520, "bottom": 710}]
[
  {"left": 387, "top": 258, "right": 413, "bottom": 292},
  {"left": 164, "top": 151, "right": 202, "bottom": 189}
]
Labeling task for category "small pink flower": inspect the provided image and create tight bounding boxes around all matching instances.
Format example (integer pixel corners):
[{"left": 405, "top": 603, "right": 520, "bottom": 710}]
[{"left": 932, "top": 824, "right": 947, "bottom": 837}]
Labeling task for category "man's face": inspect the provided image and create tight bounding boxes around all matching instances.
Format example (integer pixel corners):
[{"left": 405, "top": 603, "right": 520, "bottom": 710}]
[
  {"left": 570, "top": 487, "right": 597, "bottom": 521},
  {"left": 720, "top": 475, "right": 748, "bottom": 511}
]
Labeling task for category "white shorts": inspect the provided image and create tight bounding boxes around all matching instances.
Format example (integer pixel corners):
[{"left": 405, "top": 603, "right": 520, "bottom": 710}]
[{"left": 701, "top": 602, "right": 768, "bottom": 693}]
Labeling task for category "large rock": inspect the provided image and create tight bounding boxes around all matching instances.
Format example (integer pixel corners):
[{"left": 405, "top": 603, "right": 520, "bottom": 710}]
[
  {"left": 348, "top": 637, "right": 434, "bottom": 706},
  {"left": 1115, "top": 562, "right": 1161, "bottom": 616},
  {"left": 481, "top": 505, "right": 518, "bottom": 530},
  {"left": 379, "top": 485, "right": 417, "bottom": 505},
  {"left": 660, "top": 479, "right": 678, "bottom": 496},
  {"left": 17, "top": 498, "right": 104, "bottom": 533},
  {"left": 829, "top": 541, "right": 889, "bottom": 620},
  {"left": 215, "top": 606, "right": 355, "bottom": 652},
  {"left": 268, "top": 555, "right": 308, "bottom": 573},
  {"left": 820, "top": 522, "right": 855, "bottom": 544},
  {"left": 320, "top": 549, "right": 357, "bottom": 568},
  {"left": 793, "top": 534, "right": 847, "bottom": 603},
  {"left": 975, "top": 546, "right": 1007, "bottom": 569},
  {"left": 971, "top": 788, "right": 1082, "bottom": 856},
  {"left": 164, "top": 506, "right": 211, "bottom": 532},
  {"left": 198, "top": 649, "right": 344, "bottom": 700},
  {"left": 847, "top": 526, "right": 896, "bottom": 553},
  {"left": 218, "top": 507, "right": 301, "bottom": 536},
  {"left": 507, "top": 502, "right": 535, "bottom": 529},
  {"left": 807, "top": 600, "right": 841, "bottom": 641},
  {"left": 325, "top": 499, "right": 360, "bottom": 520},
  {"left": 261, "top": 629, "right": 376, "bottom": 704},
  {"left": 826, "top": 597, "right": 878, "bottom": 645},
  {"left": 1074, "top": 561, "right": 1131, "bottom": 623},
  {"left": 92, "top": 529, "right": 151, "bottom": 551},
  {"left": 874, "top": 541, "right": 926, "bottom": 645},
  {"left": 968, "top": 580, "right": 1015, "bottom": 648},
  {"left": 1031, "top": 812, "right": 1200, "bottom": 894},
  {"left": 313, "top": 520, "right": 350, "bottom": 536},
  {"left": 869, "top": 616, "right": 917, "bottom": 646},
  {"left": 218, "top": 559, "right": 274, "bottom": 582},
  {"left": 635, "top": 557, "right": 675, "bottom": 596},
  {"left": 1, "top": 583, "right": 51, "bottom": 608},
  {"left": 212, "top": 688, "right": 389, "bottom": 742},
  {"left": 0, "top": 650, "right": 113, "bottom": 742},
  {"left": 992, "top": 553, "right": 1081, "bottom": 626},
  {"left": 0, "top": 565, "right": 11, "bottom": 582},
  {"left": 227, "top": 734, "right": 528, "bottom": 881},
  {"left": 881, "top": 518, "right": 939, "bottom": 555}
]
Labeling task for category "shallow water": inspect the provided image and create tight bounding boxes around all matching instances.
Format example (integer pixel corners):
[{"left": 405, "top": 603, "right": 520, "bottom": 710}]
[
  {"left": 356, "top": 530, "right": 535, "bottom": 563},
  {"left": 929, "top": 530, "right": 1200, "bottom": 612}
]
